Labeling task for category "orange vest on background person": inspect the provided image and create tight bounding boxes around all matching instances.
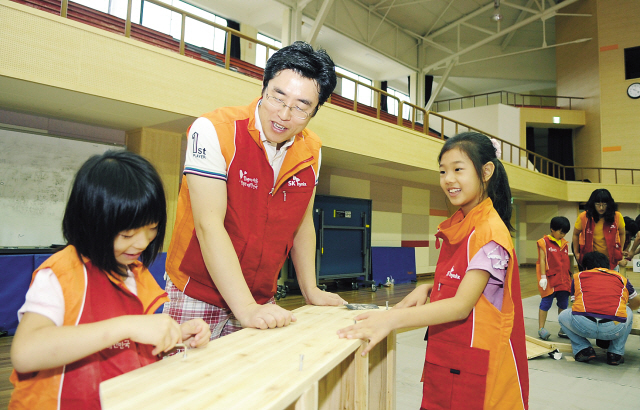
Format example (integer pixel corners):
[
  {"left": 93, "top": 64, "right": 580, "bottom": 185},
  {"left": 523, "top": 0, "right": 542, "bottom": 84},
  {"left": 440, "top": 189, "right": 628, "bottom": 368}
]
[
  {"left": 536, "top": 236, "right": 571, "bottom": 298},
  {"left": 571, "top": 268, "right": 630, "bottom": 322},
  {"left": 9, "top": 246, "right": 168, "bottom": 410},
  {"left": 422, "top": 198, "right": 529, "bottom": 410},
  {"left": 577, "top": 211, "right": 623, "bottom": 270},
  {"left": 165, "top": 98, "right": 321, "bottom": 309}
]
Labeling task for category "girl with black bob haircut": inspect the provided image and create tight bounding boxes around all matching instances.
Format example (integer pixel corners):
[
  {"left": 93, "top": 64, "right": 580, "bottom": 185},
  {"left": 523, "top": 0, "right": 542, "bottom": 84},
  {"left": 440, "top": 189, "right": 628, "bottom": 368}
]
[
  {"left": 63, "top": 149, "right": 167, "bottom": 276},
  {"left": 262, "top": 40, "right": 337, "bottom": 117},
  {"left": 10, "top": 150, "right": 210, "bottom": 409}
]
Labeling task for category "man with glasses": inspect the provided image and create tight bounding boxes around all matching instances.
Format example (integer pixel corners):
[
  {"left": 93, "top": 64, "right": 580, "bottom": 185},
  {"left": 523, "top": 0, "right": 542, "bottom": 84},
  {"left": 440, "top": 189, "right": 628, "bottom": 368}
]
[{"left": 163, "top": 41, "right": 345, "bottom": 339}]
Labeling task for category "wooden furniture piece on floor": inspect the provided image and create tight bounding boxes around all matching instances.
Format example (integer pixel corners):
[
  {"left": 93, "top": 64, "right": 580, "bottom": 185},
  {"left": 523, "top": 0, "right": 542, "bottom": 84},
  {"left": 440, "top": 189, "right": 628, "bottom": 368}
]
[
  {"left": 100, "top": 305, "right": 396, "bottom": 410},
  {"left": 632, "top": 312, "right": 640, "bottom": 336}
]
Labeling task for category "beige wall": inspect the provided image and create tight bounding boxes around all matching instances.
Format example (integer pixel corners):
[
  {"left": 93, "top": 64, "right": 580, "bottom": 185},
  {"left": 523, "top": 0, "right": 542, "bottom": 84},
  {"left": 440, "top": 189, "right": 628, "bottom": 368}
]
[
  {"left": 597, "top": 1, "right": 640, "bottom": 170},
  {"left": 557, "top": 0, "right": 640, "bottom": 171},
  {"left": 556, "top": 0, "right": 601, "bottom": 169}
]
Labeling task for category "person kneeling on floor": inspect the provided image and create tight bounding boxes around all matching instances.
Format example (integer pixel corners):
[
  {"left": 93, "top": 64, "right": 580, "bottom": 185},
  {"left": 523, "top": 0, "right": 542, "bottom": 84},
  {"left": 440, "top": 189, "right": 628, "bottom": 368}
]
[{"left": 558, "top": 251, "right": 640, "bottom": 365}]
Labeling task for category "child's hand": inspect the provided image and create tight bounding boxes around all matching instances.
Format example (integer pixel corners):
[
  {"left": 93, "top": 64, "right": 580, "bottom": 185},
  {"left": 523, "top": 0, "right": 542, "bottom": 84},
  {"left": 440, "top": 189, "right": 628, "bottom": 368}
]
[
  {"left": 180, "top": 318, "right": 211, "bottom": 348},
  {"left": 336, "top": 311, "right": 394, "bottom": 355},
  {"left": 128, "top": 314, "right": 183, "bottom": 356},
  {"left": 539, "top": 276, "right": 548, "bottom": 290},
  {"left": 394, "top": 284, "right": 433, "bottom": 309}
]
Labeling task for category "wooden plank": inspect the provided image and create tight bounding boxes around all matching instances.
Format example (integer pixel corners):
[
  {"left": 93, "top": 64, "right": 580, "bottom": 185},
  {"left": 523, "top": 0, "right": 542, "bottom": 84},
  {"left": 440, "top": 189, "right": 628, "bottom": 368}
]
[
  {"left": 632, "top": 312, "right": 640, "bottom": 336},
  {"left": 100, "top": 306, "right": 393, "bottom": 410}
]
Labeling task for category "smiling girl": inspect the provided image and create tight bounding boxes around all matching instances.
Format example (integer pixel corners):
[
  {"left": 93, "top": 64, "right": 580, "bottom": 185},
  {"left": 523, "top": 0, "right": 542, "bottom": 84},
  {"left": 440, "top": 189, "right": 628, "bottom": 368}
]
[
  {"left": 337, "top": 132, "right": 528, "bottom": 410},
  {"left": 9, "top": 150, "right": 210, "bottom": 410}
]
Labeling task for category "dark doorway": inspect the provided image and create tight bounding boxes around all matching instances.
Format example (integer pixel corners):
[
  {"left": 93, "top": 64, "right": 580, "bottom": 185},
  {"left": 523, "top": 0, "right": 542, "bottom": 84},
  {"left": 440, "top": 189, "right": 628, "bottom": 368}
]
[{"left": 526, "top": 127, "right": 575, "bottom": 180}]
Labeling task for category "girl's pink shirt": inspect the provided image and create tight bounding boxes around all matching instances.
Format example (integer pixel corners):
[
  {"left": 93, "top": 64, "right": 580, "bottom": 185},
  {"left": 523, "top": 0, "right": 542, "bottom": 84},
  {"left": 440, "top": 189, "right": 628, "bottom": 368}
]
[{"left": 467, "top": 240, "right": 509, "bottom": 311}]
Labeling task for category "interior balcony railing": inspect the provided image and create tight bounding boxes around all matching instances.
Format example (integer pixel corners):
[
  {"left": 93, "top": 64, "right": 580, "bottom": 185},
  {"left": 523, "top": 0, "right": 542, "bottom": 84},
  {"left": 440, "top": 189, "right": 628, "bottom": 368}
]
[
  {"left": 433, "top": 91, "right": 584, "bottom": 112},
  {"left": 11, "top": 0, "right": 639, "bottom": 186}
]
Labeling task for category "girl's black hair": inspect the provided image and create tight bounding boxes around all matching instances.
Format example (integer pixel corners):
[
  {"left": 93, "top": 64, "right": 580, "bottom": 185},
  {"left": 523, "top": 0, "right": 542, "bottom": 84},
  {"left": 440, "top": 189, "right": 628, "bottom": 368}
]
[
  {"left": 438, "top": 132, "right": 514, "bottom": 231},
  {"left": 262, "top": 41, "right": 337, "bottom": 116},
  {"left": 584, "top": 188, "right": 617, "bottom": 224},
  {"left": 62, "top": 150, "right": 167, "bottom": 277}
]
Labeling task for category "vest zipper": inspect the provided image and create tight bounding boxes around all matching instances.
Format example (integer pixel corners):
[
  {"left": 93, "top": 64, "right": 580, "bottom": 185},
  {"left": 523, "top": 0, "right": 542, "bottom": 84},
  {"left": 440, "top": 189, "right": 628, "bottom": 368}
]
[{"left": 283, "top": 191, "right": 286, "bottom": 201}]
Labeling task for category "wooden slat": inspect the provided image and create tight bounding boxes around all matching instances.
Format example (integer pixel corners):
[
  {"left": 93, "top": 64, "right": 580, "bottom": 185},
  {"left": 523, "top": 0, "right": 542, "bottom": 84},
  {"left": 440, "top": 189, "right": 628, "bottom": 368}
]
[{"left": 100, "top": 306, "right": 393, "bottom": 410}]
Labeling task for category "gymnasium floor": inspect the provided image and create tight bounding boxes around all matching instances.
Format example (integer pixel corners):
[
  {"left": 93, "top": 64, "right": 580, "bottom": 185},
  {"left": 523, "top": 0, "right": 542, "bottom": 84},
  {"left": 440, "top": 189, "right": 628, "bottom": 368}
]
[{"left": 1, "top": 266, "right": 639, "bottom": 409}]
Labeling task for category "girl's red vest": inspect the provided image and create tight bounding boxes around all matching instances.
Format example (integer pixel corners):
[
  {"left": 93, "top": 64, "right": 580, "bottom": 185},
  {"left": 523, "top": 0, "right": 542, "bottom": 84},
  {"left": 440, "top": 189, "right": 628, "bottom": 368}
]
[
  {"left": 166, "top": 99, "right": 320, "bottom": 308},
  {"left": 577, "top": 211, "right": 623, "bottom": 270},
  {"left": 422, "top": 198, "right": 528, "bottom": 410},
  {"left": 9, "top": 246, "right": 168, "bottom": 410}
]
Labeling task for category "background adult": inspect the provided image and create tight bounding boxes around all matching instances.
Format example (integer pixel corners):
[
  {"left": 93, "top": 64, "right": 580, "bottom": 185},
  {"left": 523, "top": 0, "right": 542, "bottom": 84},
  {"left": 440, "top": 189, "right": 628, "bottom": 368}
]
[
  {"left": 163, "top": 41, "right": 345, "bottom": 339},
  {"left": 558, "top": 252, "right": 639, "bottom": 365},
  {"left": 572, "top": 189, "right": 625, "bottom": 271}
]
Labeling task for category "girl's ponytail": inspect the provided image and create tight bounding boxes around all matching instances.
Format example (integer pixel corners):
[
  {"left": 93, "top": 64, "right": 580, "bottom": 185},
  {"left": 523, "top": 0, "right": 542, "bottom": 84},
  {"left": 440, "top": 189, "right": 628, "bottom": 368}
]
[{"left": 486, "top": 158, "right": 514, "bottom": 231}]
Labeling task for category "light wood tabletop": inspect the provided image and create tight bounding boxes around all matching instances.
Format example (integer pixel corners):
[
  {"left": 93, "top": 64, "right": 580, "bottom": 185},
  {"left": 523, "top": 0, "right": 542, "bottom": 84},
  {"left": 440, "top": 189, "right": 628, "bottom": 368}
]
[{"left": 100, "top": 305, "right": 395, "bottom": 410}]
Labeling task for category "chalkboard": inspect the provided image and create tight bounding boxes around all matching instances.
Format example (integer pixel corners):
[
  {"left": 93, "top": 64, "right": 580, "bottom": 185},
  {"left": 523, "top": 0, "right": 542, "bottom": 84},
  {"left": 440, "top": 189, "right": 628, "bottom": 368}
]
[{"left": 0, "top": 128, "right": 124, "bottom": 247}]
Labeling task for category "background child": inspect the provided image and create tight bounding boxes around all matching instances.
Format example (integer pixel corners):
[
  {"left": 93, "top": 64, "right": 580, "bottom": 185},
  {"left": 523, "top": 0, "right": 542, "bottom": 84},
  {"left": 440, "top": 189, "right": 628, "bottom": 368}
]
[
  {"left": 337, "top": 132, "right": 529, "bottom": 410},
  {"left": 9, "top": 150, "right": 210, "bottom": 410},
  {"left": 536, "top": 216, "right": 572, "bottom": 340}
]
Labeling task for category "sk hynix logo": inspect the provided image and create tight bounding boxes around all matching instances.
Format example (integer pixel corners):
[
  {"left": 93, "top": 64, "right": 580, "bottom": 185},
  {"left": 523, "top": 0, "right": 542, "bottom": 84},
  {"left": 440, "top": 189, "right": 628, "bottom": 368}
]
[{"left": 288, "top": 175, "right": 307, "bottom": 187}]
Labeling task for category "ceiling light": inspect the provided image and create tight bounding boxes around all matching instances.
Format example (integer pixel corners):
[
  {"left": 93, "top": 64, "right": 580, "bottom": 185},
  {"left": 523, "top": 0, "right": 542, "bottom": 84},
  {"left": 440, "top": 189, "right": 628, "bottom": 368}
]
[{"left": 491, "top": 0, "right": 502, "bottom": 22}]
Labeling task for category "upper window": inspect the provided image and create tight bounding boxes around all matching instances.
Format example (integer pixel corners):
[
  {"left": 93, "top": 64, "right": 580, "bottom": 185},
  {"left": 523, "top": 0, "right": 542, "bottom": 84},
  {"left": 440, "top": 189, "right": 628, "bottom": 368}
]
[
  {"left": 256, "top": 34, "right": 281, "bottom": 69},
  {"left": 74, "top": 0, "right": 228, "bottom": 54},
  {"left": 624, "top": 46, "right": 640, "bottom": 80},
  {"left": 335, "top": 67, "right": 373, "bottom": 107},
  {"left": 387, "top": 88, "right": 411, "bottom": 120}
]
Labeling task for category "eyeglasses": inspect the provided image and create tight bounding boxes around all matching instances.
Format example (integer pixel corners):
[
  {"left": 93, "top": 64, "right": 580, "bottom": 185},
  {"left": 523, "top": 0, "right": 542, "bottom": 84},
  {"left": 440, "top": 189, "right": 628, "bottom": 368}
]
[
  {"left": 595, "top": 203, "right": 607, "bottom": 209},
  {"left": 264, "top": 94, "right": 312, "bottom": 120}
]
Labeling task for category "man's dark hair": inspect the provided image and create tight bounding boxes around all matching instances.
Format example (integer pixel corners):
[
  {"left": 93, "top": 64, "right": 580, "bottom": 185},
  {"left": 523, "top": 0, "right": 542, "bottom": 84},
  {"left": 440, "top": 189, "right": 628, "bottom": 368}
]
[
  {"left": 550, "top": 216, "right": 571, "bottom": 234},
  {"left": 582, "top": 252, "right": 610, "bottom": 270},
  {"left": 63, "top": 150, "right": 167, "bottom": 277},
  {"left": 262, "top": 41, "right": 337, "bottom": 116}
]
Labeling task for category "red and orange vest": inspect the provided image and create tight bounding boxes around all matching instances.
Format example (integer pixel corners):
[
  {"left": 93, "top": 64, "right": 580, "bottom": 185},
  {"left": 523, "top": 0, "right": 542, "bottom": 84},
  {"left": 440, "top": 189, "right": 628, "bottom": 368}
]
[
  {"left": 577, "top": 211, "right": 622, "bottom": 270},
  {"left": 422, "top": 198, "right": 528, "bottom": 410},
  {"left": 165, "top": 99, "right": 320, "bottom": 308},
  {"left": 536, "top": 236, "right": 571, "bottom": 297},
  {"left": 9, "top": 246, "right": 168, "bottom": 410},
  {"left": 572, "top": 268, "right": 630, "bottom": 322}
]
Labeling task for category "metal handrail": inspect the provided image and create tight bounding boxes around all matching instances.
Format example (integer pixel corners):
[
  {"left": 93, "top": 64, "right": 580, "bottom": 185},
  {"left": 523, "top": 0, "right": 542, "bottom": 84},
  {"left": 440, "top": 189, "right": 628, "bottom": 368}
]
[
  {"left": 54, "top": 0, "right": 639, "bottom": 185},
  {"left": 433, "top": 90, "right": 584, "bottom": 112}
]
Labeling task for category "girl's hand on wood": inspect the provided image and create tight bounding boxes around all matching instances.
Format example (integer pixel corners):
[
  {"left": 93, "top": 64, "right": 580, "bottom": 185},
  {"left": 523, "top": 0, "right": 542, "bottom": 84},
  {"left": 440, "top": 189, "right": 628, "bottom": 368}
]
[
  {"left": 180, "top": 318, "right": 211, "bottom": 348},
  {"left": 128, "top": 314, "right": 183, "bottom": 356},
  {"left": 394, "top": 284, "right": 433, "bottom": 309},
  {"left": 336, "top": 311, "right": 394, "bottom": 355}
]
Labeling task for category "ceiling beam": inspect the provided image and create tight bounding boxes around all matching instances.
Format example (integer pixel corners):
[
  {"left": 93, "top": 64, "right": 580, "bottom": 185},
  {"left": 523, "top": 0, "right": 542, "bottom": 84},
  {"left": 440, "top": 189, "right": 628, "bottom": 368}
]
[
  {"left": 305, "top": 0, "right": 335, "bottom": 45},
  {"left": 501, "top": 0, "right": 537, "bottom": 50},
  {"left": 422, "top": 0, "right": 582, "bottom": 73}
]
